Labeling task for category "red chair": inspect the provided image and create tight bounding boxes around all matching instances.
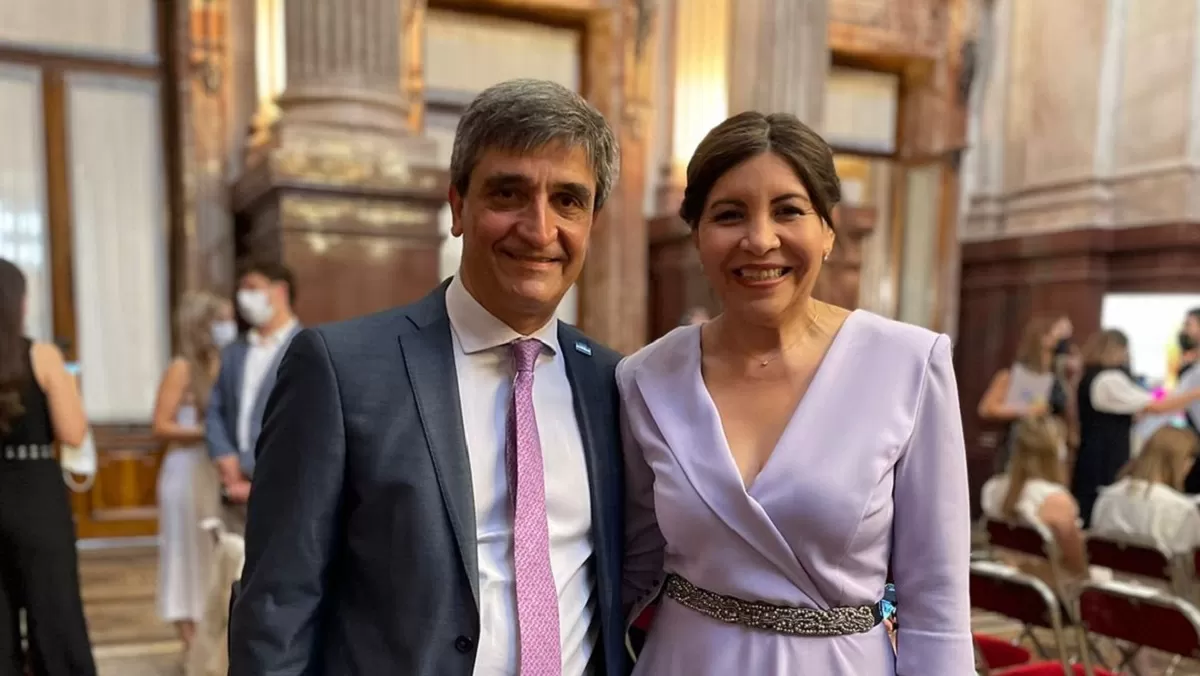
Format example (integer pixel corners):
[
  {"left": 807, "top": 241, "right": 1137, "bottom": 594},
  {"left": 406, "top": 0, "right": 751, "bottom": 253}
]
[
  {"left": 1075, "top": 579, "right": 1200, "bottom": 675},
  {"left": 970, "top": 560, "right": 1071, "bottom": 668},
  {"left": 995, "top": 664, "right": 1114, "bottom": 675},
  {"left": 986, "top": 518, "right": 1054, "bottom": 558},
  {"left": 1086, "top": 536, "right": 1182, "bottom": 592},
  {"left": 975, "top": 632, "right": 1033, "bottom": 671}
]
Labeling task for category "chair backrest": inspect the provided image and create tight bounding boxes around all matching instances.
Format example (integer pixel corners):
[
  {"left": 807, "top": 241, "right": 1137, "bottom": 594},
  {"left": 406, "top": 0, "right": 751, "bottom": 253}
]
[
  {"left": 1085, "top": 535, "right": 1173, "bottom": 583},
  {"left": 985, "top": 518, "right": 1051, "bottom": 558},
  {"left": 970, "top": 560, "right": 1062, "bottom": 631},
  {"left": 1077, "top": 580, "right": 1200, "bottom": 659}
]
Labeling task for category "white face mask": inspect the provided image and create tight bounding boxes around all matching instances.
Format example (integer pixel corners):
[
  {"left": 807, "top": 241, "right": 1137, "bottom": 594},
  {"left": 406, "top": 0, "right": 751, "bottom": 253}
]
[
  {"left": 236, "top": 289, "right": 275, "bottom": 327},
  {"left": 210, "top": 320, "right": 238, "bottom": 348}
]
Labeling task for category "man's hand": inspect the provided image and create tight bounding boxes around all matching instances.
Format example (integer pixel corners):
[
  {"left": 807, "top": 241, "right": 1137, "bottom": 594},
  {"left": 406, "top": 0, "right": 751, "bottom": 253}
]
[{"left": 226, "top": 479, "right": 251, "bottom": 504}]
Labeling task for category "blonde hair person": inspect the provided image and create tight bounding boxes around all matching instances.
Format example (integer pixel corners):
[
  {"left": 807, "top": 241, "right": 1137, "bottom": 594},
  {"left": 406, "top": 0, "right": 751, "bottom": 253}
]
[
  {"left": 1092, "top": 426, "right": 1200, "bottom": 555},
  {"left": 151, "top": 290, "right": 235, "bottom": 654},
  {"left": 981, "top": 416, "right": 1087, "bottom": 577},
  {"left": 1071, "top": 329, "right": 1200, "bottom": 527}
]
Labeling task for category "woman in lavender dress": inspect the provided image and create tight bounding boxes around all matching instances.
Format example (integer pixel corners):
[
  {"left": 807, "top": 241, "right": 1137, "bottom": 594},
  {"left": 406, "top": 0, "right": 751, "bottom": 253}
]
[{"left": 619, "top": 112, "right": 973, "bottom": 674}]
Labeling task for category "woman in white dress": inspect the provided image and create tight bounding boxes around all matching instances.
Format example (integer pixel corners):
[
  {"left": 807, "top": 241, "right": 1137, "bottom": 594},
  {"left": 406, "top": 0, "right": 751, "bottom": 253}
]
[
  {"left": 980, "top": 415, "right": 1088, "bottom": 588},
  {"left": 1092, "top": 425, "right": 1200, "bottom": 554},
  {"left": 151, "top": 291, "right": 235, "bottom": 652}
]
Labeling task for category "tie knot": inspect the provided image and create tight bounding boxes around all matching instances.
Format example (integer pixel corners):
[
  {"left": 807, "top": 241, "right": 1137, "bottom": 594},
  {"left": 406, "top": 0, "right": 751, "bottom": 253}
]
[{"left": 511, "top": 339, "right": 542, "bottom": 373}]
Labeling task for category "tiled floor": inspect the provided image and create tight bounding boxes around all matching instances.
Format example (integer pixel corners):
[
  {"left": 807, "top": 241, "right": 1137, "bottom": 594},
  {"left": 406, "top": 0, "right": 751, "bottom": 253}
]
[{"left": 79, "top": 546, "right": 183, "bottom": 675}]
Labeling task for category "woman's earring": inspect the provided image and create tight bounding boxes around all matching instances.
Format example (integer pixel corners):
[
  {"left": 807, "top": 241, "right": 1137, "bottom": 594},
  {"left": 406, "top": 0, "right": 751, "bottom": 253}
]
[{"left": 822, "top": 251, "right": 830, "bottom": 262}]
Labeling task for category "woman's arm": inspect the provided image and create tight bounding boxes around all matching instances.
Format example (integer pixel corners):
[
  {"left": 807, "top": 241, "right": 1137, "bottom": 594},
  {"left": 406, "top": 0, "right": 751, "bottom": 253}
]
[
  {"left": 30, "top": 342, "right": 87, "bottom": 447},
  {"left": 1036, "top": 492, "right": 1087, "bottom": 576},
  {"left": 892, "top": 335, "right": 974, "bottom": 675},
  {"left": 617, "top": 361, "right": 666, "bottom": 628},
  {"left": 1089, "top": 370, "right": 1200, "bottom": 416},
  {"left": 978, "top": 369, "right": 1045, "bottom": 421},
  {"left": 152, "top": 357, "right": 205, "bottom": 443}
]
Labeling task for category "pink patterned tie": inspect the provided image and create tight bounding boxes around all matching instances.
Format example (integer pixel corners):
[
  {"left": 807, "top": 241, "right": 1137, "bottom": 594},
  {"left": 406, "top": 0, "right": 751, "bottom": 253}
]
[{"left": 507, "top": 339, "right": 562, "bottom": 675}]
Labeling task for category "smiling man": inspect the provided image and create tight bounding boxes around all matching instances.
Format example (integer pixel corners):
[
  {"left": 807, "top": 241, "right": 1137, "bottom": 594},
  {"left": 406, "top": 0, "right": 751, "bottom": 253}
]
[{"left": 228, "top": 79, "right": 628, "bottom": 676}]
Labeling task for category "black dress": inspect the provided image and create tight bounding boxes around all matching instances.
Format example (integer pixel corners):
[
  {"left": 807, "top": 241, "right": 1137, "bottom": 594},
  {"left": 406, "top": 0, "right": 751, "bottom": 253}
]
[
  {"left": 1071, "top": 366, "right": 1135, "bottom": 528},
  {"left": 0, "top": 339, "right": 95, "bottom": 676}
]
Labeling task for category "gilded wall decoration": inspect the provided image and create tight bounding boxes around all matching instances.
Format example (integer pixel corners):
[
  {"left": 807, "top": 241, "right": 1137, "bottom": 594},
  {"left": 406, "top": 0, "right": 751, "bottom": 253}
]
[{"left": 280, "top": 195, "right": 437, "bottom": 234}]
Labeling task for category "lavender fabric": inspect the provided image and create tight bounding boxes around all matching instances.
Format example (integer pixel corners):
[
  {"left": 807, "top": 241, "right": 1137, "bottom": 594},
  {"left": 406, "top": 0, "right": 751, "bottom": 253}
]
[
  {"left": 508, "top": 339, "right": 562, "bottom": 675},
  {"left": 618, "top": 311, "right": 973, "bottom": 675}
]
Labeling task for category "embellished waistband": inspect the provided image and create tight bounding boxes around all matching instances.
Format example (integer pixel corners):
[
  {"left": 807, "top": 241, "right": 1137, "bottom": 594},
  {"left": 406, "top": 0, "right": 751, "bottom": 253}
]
[
  {"left": 2, "top": 444, "right": 55, "bottom": 461},
  {"left": 663, "top": 574, "right": 884, "bottom": 637}
]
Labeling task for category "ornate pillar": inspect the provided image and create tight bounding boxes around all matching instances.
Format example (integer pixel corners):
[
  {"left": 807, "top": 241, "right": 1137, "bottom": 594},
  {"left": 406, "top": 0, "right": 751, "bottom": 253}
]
[
  {"left": 232, "top": 0, "right": 445, "bottom": 326},
  {"left": 578, "top": 0, "right": 658, "bottom": 355},
  {"left": 645, "top": 0, "right": 730, "bottom": 341},
  {"left": 728, "top": 0, "right": 829, "bottom": 128}
]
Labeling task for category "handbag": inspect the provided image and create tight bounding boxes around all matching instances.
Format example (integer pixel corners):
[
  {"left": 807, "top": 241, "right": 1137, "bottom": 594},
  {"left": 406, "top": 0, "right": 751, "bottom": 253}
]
[{"left": 61, "top": 429, "right": 97, "bottom": 492}]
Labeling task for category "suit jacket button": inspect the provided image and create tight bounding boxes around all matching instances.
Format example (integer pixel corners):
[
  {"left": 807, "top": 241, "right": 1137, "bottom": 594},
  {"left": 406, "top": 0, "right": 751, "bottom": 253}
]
[{"left": 455, "top": 636, "right": 474, "bottom": 653}]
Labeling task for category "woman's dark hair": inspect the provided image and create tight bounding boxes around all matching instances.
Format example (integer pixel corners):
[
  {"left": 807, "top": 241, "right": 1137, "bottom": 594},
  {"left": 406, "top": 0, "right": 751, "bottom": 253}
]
[
  {"left": 0, "top": 260, "right": 28, "bottom": 435},
  {"left": 679, "top": 111, "right": 842, "bottom": 229}
]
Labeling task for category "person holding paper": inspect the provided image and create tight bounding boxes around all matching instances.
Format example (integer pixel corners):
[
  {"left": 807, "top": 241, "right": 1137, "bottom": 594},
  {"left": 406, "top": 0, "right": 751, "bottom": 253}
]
[{"left": 977, "top": 318, "right": 1064, "bottom": 471}]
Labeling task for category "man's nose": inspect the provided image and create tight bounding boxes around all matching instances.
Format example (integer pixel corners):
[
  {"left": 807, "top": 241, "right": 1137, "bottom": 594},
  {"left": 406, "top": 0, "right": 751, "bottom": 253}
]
[{"left": 518, "top": 196, "right": 557, "bottom": 248}]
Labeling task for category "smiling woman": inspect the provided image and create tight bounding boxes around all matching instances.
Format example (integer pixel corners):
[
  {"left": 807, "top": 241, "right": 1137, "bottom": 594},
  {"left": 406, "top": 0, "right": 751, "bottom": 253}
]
[{"left": 618, "top": 111, "right": 973, "bottom": 675}]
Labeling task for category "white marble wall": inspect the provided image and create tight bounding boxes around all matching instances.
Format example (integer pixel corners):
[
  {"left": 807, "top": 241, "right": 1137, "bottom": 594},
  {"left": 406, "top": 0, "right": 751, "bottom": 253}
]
[{"left": 963, "top": 0, "right": 1200, "bottom": 239}]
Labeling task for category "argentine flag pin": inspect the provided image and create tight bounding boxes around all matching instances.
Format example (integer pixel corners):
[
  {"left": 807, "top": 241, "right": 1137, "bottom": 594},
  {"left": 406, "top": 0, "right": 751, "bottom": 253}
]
[{"left": 574, "top": 341, "right": 592, "bottom": 356}]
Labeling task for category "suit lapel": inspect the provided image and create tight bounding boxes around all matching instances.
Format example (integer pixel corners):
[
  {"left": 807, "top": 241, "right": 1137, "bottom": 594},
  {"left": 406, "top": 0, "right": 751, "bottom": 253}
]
[
  {"left": 559, "top": 326, "right": 618, "bottom": 669},
  {"left": 400, "top": 283, "right": 479, "bottom": 607}
]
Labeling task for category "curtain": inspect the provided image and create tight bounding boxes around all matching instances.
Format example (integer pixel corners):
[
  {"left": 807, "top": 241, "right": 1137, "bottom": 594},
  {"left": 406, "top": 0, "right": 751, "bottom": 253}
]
[
  {"left": 0, "top": 65, "right": 53, "bottom": 342},
  {"left": 66, "top": 72, "right": 169, "bottom": 423}
]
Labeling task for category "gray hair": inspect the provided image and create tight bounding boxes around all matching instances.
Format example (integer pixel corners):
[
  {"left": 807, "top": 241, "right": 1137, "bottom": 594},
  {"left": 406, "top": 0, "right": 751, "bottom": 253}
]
[{"left": 450, "top": 79, "right": 620, "bottom": 210}]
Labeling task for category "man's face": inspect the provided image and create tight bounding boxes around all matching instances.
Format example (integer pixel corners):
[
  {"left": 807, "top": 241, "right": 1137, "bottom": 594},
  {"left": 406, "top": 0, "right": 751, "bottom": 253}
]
[
  {"left": 449, "top": 143, "right": 597, "bottom": 325},
  {"left": 1186, "top": 315, "right": 1200, "bottom": 342},
  {"left": 236, "top": 272, "right": 284, "bottom": 326}
]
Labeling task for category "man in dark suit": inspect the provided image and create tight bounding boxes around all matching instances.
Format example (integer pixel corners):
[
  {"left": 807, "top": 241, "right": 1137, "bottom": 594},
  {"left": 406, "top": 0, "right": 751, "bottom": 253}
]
[
  {"left": 206, "top": 260, "right": 301, "bottom": 534},
  {"left": 229, "top": 79, "right": 629, "bottom": 676}
]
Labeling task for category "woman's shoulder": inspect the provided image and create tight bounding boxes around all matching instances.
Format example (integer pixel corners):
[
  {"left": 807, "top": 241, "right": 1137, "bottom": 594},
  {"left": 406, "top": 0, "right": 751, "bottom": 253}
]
[
  {"left": 616, "top": 324, "right": 698, "bottom": 387},
  {"left": 848, "top": 310, "right": 946, "bottom": 359}
]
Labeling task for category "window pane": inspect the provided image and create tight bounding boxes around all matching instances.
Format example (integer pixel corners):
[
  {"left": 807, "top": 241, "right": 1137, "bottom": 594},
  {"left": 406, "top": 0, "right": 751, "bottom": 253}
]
[
  {"left": 0, "top": 65, "right": 52, "bottom": 342},
  {"left": 0, "top": 0, "right": 157, "bottom": 61},
  {"left": 67, "top": 73, "right": 169, "bottom": 423}
]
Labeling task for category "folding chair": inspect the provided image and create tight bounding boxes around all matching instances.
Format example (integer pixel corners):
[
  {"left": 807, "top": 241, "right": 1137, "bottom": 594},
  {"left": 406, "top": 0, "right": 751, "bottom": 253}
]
[
  {"left": 985, "top": 518, "right": 1054, "bottom": 560},
  {"left": 1086, "top": 535, "right": 1185, "bottom": 595},
  {"left": 970, "top": 559, "right": 1072, "bottom": 670},
  {"left": 1076, "top": 579, "right": 1200, "bottom": 676},
  {"left": 993, "top": 664, "right": 1112, "bottom": 675}
]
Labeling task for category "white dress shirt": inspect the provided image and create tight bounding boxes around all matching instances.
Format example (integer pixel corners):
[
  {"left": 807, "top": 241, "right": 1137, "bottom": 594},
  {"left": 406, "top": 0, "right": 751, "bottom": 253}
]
[
  {"left": 236, "top": 318, "right": 298, "bottom": 455},
  {"left": 445, "top": 277, "right": 596, "bottom": 676}
]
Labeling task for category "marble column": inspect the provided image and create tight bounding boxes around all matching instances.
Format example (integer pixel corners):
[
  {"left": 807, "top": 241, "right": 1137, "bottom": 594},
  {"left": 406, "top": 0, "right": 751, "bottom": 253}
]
[
  {"left": 728, "top": 0, "right": 829, "bottom": 128},
  {"left": 275, "top": 0, "right": 409, "bottom": 135},
  {"left": 232, "top": 0, "right": 445, "bottom": 326}
]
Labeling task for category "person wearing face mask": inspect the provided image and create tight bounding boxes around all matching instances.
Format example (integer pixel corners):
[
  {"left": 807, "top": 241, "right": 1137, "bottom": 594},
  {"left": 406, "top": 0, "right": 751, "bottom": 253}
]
[
  {"left": 151, "top": 290, "right": 234, "bottom": 658},
  {"left": 205, "top": 261, "right": 300, "bottom": 535}
]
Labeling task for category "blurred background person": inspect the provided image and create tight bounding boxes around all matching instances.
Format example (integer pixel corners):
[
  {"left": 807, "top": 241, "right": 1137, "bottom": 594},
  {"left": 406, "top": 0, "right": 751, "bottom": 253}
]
[
  {"left": 1071, "top": 329, "right": 1200, "bottom": 526},
  {"left": 1091, "top": 425, "right": 1200, "bottom": 555},
  {"left": 205, "top": 261, "right": 299, "bottom": 535},
  {"left": 980, "top": 415, "right": 1087, "bottom": 589},
  {"left": 0, "top": 259, "right": 95, "bottom": 675},
  {"left": 151, "top": 291, "right": 235, "bottom": 656},
  {"left": 977, "top": 317, "right": 1069, "bottom": 472}
]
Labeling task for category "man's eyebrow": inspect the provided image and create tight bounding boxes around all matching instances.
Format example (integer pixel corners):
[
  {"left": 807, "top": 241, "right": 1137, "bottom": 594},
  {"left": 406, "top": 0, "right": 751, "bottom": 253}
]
[
  {"left": 557, "top": 182, "right": 593, "bottom": 203},
  {"left": 481, "top": 173, "right": 531, "bottom": 188}
]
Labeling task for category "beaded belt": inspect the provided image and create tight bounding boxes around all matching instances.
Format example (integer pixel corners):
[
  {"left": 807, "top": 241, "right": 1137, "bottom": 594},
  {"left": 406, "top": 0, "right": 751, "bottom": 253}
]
[
  {"left": 1, "top": 444, "right": 54, "bottom": 461},
  {"left": 664, "top": 574, "right": 884, "bottom": 637}
]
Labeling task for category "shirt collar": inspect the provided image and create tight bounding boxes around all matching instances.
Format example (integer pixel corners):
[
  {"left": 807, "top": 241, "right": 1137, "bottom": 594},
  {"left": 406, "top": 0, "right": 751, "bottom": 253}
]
[
  {"left": 446, "top": 276, "right": 559, "bottom": 356},
  {"left": 249, "top": 318, "right": 298, "bottom": 348}
]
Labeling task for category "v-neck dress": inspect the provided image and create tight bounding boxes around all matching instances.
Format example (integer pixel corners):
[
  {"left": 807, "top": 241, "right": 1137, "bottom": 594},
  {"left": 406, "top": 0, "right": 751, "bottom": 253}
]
[{"left": 618, "top": 311, "right": 973, "bottom": 675}]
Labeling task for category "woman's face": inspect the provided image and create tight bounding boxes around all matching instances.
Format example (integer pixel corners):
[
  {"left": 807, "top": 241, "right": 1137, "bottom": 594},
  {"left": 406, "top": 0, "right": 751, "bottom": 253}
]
[{"left": 693, "top": 152, "right": 834, "bottom": 326}]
